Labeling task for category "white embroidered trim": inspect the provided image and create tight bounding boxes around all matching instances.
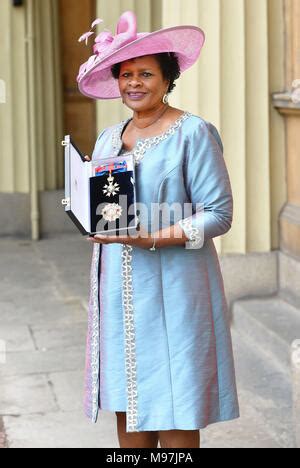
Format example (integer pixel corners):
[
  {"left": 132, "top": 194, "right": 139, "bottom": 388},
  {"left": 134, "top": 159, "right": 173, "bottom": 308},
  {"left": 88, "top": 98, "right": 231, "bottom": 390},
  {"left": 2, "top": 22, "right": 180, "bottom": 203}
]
[
  {"left": 90, "top": 243, "right": 101, "bottom": 422},
  {"left": 121, "top": 244, "right": 138, "bottom": 432},
  {"left": 113, "top": 111, "right": 192, "bottom": 164},
  {"left": 179, "top": 218, "right": 204, "bottom": 249}
]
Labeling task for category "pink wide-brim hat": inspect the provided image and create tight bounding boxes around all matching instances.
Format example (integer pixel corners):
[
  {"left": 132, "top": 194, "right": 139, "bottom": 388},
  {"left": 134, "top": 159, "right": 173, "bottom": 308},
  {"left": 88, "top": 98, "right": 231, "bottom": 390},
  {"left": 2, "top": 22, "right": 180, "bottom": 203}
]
[{"left": 77, "top": 11, "right": 205, "bottom": 100}]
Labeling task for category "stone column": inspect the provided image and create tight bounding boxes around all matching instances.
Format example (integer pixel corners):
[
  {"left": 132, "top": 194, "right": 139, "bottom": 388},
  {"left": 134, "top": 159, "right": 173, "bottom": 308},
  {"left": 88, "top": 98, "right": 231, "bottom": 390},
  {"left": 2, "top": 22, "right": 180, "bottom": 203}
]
[
  {"left": 0, "top": 0, "right": 63, "bottom": 238},
  {"left": 273, "top": 0, "right": 300, "bottom": 306},
  {"left": 273, "top": 1, "right": 300, "bottom": 448}
]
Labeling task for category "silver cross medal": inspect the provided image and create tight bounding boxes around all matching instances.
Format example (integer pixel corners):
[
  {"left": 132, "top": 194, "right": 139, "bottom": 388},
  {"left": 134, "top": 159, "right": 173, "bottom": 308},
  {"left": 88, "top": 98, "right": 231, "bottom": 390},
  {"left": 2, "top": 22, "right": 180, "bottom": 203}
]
[{"left": 103, "top": 172, "right": 120, "bottom": 198}]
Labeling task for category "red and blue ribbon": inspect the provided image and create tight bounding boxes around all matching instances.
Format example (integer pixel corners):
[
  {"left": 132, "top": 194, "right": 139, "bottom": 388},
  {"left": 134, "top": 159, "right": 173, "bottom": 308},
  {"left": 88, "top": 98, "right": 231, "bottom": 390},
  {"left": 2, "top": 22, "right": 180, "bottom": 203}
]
[{"left": 95, "top": 160, "right": 128, "bottom": 177}]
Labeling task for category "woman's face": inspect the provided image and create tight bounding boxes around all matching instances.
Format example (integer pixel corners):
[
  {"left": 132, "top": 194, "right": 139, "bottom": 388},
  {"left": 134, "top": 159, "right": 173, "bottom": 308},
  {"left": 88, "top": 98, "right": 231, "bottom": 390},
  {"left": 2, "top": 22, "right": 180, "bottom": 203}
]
[{"left": 118, "top": 55, "right": 170, "bottom": 112}]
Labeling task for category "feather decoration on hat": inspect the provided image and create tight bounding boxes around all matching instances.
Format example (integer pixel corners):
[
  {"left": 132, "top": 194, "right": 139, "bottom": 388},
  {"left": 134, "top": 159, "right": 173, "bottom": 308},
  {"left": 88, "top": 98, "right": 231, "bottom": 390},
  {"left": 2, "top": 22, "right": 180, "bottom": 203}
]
[{"left": 78, "top": 18, "right": 104, "bottom": 45}]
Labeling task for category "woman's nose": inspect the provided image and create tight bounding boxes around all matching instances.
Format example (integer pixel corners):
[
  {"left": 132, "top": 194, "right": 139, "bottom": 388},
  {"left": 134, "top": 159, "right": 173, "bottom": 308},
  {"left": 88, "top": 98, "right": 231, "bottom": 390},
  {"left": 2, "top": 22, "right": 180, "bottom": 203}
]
[{"left": 128, "top": 78, "right": 142, "bottom": 86}]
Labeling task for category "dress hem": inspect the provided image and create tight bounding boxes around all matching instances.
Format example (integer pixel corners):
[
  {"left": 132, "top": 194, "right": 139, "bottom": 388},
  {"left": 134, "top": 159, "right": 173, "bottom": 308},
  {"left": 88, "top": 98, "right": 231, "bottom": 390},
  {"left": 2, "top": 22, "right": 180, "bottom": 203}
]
[{"left": 92, "top": 408, "right": 241, "bottom": 432}]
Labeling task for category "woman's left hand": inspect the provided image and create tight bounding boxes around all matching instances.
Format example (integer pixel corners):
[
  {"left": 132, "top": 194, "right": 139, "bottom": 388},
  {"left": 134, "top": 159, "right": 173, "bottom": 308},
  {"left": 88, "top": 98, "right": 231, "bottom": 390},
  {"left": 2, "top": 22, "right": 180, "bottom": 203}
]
[{"left": 86, "top": 226, "right": 154, "bottom": 250}]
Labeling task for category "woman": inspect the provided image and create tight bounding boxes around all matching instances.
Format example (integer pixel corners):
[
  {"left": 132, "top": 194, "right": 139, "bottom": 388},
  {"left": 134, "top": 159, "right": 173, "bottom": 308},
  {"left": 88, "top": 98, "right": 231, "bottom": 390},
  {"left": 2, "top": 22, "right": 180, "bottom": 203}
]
[{"left": 78, "top": 11, "right": 240, "bottom": 449}]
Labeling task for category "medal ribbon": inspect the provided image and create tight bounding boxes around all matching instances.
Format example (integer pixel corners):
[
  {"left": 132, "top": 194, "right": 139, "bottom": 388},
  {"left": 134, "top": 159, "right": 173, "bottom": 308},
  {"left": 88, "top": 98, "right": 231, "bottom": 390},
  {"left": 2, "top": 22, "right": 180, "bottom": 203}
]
[{"left": 95, "top": 160, "right": 128, "bottom": 177}]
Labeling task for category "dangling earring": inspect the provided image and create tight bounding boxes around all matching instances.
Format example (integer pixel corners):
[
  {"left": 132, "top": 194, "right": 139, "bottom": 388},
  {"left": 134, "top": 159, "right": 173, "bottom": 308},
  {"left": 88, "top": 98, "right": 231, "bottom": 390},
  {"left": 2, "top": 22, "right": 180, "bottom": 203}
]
[{"left": 162, "top": 93, "right": 169, "bottom": 105}]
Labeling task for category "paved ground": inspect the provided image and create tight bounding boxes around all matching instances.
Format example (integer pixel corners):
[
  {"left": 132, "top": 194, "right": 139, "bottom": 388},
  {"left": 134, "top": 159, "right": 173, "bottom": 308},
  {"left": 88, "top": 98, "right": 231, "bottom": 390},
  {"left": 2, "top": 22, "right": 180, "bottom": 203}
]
[{"left": 0, "top": 234, "right": 295, "bottom": 448}]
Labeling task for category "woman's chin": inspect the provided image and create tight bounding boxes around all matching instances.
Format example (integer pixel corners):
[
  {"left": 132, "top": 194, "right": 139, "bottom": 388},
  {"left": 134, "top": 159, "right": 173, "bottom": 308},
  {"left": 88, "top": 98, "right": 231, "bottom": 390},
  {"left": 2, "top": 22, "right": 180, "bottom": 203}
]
[{"left": 125, "top": 101, "right": 148, "bottom": 111}]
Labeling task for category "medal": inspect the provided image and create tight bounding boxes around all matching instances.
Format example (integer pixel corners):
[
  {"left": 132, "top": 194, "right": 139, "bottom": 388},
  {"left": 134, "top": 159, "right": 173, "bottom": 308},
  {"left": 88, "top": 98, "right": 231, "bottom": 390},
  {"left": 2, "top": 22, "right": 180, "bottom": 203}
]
[
  {"left": 94, "top": 161, "right": 128, "bottom": 198},
  {"left": 101, "top": 203, "right": 123, "bottom": 222},
  {"left": 93, "top": 160, "right": 127, "bottom": 222},
  {"left": 103, "top": 170, "right": 120, "bottom": 198}
]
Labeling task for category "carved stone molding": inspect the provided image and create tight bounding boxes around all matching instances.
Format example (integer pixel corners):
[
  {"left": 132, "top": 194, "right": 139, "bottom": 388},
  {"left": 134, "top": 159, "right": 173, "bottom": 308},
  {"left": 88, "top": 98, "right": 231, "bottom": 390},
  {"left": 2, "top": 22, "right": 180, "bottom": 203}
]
[{"left": 272, "top": 92, "right": 300, "bottom": 116}]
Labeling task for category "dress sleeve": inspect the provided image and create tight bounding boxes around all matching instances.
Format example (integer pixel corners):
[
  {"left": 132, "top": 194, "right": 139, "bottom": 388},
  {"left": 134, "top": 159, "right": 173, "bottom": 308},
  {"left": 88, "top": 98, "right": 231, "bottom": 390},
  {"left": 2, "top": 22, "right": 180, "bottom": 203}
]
[
  {"left": 178, "top": 120, "right": 233, "bottom": 249},
  {"left": 91, "top": 128, "right": 108, "bottom": 160}
]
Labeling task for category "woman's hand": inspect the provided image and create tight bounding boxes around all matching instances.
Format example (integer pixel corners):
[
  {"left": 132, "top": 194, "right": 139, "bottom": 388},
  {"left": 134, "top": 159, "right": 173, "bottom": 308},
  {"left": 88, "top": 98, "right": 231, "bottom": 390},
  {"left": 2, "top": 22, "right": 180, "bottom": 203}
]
[{"left": 86, "top": 226, "right": 154, "bottom": 250}]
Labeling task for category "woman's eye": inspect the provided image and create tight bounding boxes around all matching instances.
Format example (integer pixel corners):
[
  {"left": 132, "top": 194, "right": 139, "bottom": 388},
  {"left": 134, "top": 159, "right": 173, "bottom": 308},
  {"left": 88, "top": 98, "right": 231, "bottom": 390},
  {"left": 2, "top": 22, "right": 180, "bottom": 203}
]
[{"left": 121, "top": 73, "right": 152, "bottom": 78}]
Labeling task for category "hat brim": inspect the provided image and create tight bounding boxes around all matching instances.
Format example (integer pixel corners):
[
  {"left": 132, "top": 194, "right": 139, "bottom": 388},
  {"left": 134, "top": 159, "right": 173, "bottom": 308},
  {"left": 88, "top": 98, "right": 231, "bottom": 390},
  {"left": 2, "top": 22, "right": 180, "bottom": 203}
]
[{"left": 77, "top": 25, "right": 205, "bottom": 100}]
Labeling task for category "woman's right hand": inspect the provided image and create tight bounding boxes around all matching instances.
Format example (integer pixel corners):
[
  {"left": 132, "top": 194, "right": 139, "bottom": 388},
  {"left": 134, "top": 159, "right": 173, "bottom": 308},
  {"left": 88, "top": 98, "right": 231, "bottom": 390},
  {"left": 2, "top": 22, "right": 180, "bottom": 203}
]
[{"left": 84, "top": 155, "right": 91, "bottom": 162}]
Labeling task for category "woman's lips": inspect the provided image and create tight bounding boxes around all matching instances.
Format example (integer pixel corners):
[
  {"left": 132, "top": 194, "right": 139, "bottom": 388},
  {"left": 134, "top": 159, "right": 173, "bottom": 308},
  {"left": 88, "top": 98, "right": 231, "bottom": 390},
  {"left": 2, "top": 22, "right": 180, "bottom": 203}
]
[{"left": 127, "top": 93, "right": 147, "bottom": 100}]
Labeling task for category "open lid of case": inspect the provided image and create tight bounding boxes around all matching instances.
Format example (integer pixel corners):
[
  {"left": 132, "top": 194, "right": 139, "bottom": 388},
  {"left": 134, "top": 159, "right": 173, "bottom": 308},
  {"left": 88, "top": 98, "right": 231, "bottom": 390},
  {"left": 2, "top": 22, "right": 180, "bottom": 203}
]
[{"left": 62, "top": 135, "right": 91, "bottom": 235}]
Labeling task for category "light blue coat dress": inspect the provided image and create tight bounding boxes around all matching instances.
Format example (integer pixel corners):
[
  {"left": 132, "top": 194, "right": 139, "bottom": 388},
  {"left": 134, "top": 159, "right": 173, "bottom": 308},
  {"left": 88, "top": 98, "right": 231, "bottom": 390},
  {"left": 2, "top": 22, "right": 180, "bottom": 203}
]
[{"left": 84, "top": 111, "right": 240, "bottom": 433}]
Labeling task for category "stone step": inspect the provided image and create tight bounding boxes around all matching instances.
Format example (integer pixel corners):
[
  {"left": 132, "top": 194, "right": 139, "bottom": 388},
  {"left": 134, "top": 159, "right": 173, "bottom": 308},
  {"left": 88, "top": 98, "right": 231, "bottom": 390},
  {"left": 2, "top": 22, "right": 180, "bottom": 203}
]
[
  {"left": 232, "top": 296, "right": 300, "bottom": 376},
  {"left": 227, "top": 328, "right": 294, "bottom": 448}
]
